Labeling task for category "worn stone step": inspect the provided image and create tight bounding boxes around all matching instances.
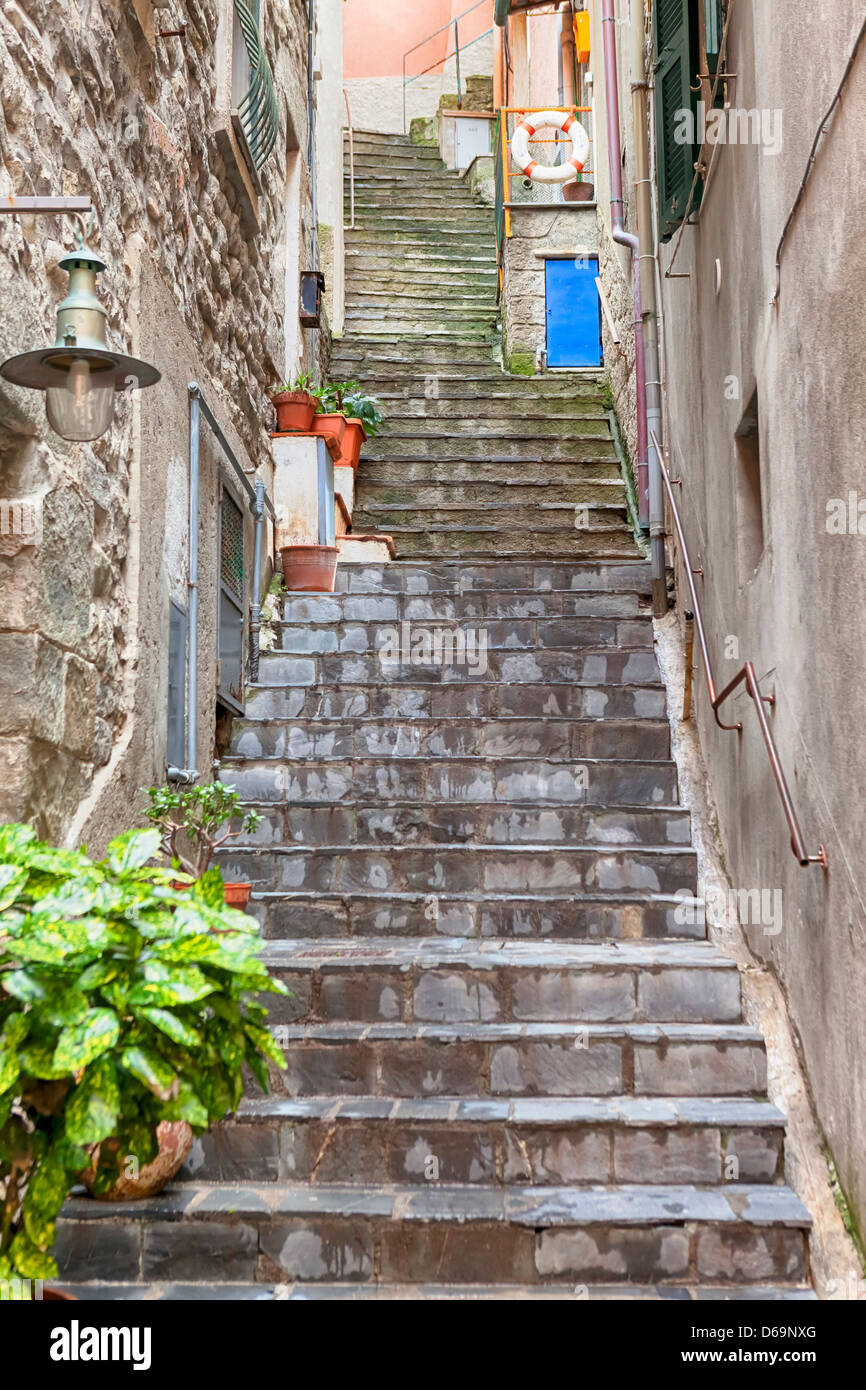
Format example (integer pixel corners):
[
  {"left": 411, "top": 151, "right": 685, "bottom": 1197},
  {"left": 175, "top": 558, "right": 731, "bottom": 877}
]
[
  {"left": 244, "top": 680, "right": 666, "bottom": 724},
  {"left": 331, "top": 338, "right": 501, "bottom": 362},
  {"left": 217, "top": 844, "right": 697, "bottom": 897},
  {"left": 250, "top": 890, "right": 704, "bottom": 942},
  {"left": 357, "top": 483, "right": 627, "bottom": 512},
  {"left": 52, "top": 1279, "right": 819, "bottom": 1300},
  {"left": 354, "top": 508, "right": 630, "bottom": 540},
  {"left": 221, "top": 755, "right": 678, "bottom": 813},
  {"left": 254, "top": 644, "right": 662, "bottom": 689},
  {"left": 361, "top": 398, "right": 607, "bottom": 422},
  {"left": 259, "top": 939, "right": 738, "bottom": 1027},
  {"left": 228, "top": 716, "right": 667, "bottom": 763},
  {"left": 274, "top": 614, "right": 653, "bottom": 655},
  {"left": 345, "top": 288, "right": 498, "bottom": 309},
  {"left": 344, "top": 317, "right": 498, "bottom": 336},
  {"left": 330, "top": 560, "right": 653, "bottom": 595},
  {"left": 229, "top": 801, "right": 690, "bottom": 850},
  {"left": 191, "top": 1095, "right": 785, "bottom": 1186},
  {"left": 54, "top": 1183, "right": 810, "bottom": 1288},
  {"left": 279, "top": 589, "right": 645, "bottom": 623},
  {"left": 270, "top": 1021, "right": 768, "bottom": 1099},
  {"left": 381, "top": 532, "right": 639, "bottom": 562}
]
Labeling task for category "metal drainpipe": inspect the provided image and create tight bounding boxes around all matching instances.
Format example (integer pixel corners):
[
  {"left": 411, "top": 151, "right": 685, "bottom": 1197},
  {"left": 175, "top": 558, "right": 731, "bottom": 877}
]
[
  {"left": 601, "top": 0, "right": 660, "bottom": 595},
  {"left": 307, "top": 0, "right": 319, "bottom": 369},
  {"left": 167, "top": 384, "right": 202, "bottom": 785},
  {"left": 630, "top": 0, "right": 667, "bottom": 615}
]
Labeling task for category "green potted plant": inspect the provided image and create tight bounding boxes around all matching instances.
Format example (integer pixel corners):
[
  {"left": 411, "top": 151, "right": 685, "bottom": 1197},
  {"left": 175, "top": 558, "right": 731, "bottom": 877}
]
[
  {"left": 0, "top": 822, "right": 287, "bottom": 1291},
  {"left": 270, "top": 370, "right": 321, "bottom": 433},
  {"left": 145, "top": 783, "right": 262, "bottom": 909},
  {"left": 310, "top": 379, "right": 355, "bottom": 452},
  {"left": 341, "top": 386, "right": 384, "bottom": 471}
]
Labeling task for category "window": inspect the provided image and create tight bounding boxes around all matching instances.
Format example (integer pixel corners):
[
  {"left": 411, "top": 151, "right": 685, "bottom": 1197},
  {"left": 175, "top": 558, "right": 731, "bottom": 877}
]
[
  {"left": 217, "top": 486, "right": 246, "bottom": 714},
  {"left": 653, "top": 0, "right": 703, "bottom": 241},
  {"left": 735, "top": 388, "right": 765, "bottom": 583},
  {"left": 231, "top": 0, "right": 279, "bottom": 175}
]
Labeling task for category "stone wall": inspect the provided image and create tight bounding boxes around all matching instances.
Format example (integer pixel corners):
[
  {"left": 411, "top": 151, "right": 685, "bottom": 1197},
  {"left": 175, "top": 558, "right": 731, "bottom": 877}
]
[{"left": 0, "top": 0, "right": 325, "bottom": 847}]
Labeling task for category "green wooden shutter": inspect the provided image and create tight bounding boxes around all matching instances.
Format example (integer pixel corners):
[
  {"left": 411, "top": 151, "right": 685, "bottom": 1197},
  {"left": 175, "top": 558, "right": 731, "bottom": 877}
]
[{"left": 654, "top": 0, "right": 701, "bottom": 242}]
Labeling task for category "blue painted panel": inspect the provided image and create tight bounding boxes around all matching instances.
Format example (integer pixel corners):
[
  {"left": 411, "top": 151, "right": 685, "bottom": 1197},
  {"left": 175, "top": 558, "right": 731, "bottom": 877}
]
[{"left": 545, "top": 257, "right": 602, "bottom": 368}]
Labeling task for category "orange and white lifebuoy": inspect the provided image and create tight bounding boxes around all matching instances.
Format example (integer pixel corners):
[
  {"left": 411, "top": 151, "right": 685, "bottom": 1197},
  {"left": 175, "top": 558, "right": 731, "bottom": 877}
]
[{"left": 511, "top": 110, "right": 590, "bottom": 185}]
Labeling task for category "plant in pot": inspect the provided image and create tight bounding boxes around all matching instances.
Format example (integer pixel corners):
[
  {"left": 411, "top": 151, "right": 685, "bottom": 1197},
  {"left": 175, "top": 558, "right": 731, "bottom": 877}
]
[
  {"left": 270, "top": 370, "right": 321, "bottom": 433},
  {"left": 0, "top": 822, "right": 287, "bottom": 1293},
  {"left": 145, "top": 782, "right": 262, "bottom": 909},
  {"left": 311, "top": 378, "right": 358, "bottom": 452},
  {"left": 340, "top": 387, "right": 384, "bottom": 472}
]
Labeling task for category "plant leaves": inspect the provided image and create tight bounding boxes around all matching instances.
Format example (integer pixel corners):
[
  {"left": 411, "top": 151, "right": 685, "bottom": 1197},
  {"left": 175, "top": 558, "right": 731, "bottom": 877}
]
[
  {"left": 0, "top": 1045, "right": 19, "bottom": 1094},
  {"left": 0, "top": 822, "right": 36, "bottom": 859},
  {"left": 0, "top": 863, "right": 28, "bottom": 910},
  {"left": 53, "top": 1009, "right": 120, "bottom": 1073},
  {"left": 106, "top": 828, "right": 161, "bottom": 875},
  {"left": 64, "top": 1058, "right": 120, "bottom": 1146},
  {"left": 139, "top": 1008, "right": 202, "bottom": 1048},
  {"left": 129, "top": 960, "right": 215, "bottom": 1007},
  {"left": 120, "top": 1046, "right": 177, "bottom": 1099},
  {"left": 9, "top": 1232, "right": 57, "bottom": 1281}
]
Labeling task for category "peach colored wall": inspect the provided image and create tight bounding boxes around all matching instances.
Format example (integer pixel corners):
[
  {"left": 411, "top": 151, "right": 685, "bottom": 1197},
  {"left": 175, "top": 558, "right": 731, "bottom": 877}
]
[{"left": 343, "top": 1, "right": 492, "bottom": 81}]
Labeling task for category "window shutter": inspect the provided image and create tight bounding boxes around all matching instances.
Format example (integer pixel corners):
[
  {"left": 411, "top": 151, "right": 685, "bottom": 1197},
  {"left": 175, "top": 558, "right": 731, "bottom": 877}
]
[
  {"left": 232, "top": 0, "right": 279, "bottom": 173},
  {"left": 704, "top": 0, "right": 723, "bottom": 75},
  {"left": 654, "top": 0, "right": 701, "bottom": 242}
]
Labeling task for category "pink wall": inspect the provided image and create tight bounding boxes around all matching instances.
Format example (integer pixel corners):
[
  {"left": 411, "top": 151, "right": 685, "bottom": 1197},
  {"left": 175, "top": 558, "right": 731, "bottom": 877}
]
[{"left": 343, "top": 0, "right": 492, "bottom": 81}]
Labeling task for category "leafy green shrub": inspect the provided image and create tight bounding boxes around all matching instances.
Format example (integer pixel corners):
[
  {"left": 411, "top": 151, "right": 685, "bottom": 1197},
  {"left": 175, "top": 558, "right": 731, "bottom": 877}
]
[
  {"left": 0, "top": 823, "right": 286, "bottom": 1287},
  {"left": 316, "top": 381, "right": 384, "bottom": 438},
  {"left": 144, "top": 782, "right": 262, "bottom": 879}
]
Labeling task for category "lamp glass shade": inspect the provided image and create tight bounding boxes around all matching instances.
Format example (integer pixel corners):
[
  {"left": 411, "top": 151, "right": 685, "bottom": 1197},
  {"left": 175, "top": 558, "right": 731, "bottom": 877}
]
[{"left": 45, "top": 357, "right": 114, "bottom": 441}]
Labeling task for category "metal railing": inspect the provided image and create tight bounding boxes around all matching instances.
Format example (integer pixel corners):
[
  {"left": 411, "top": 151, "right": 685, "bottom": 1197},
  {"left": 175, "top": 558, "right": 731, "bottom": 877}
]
[
  {"left": 402, "top": 1, "right": 494, "bottom": 134},
  {"left": 653, "top": 431, "right": 827, "bottom": 870},
  {"left": 494, "top": 105, "right": 595, "bottom": 262},
  {"left": 343, "top": 88, "right": 355, "bottom": 230}
]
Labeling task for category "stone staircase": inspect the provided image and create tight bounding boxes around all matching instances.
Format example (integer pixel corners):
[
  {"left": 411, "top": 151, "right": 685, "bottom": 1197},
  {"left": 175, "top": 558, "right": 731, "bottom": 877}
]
[
  {"left": 333, "top": 131, "right": 634, "bottom": 560},
  {"left": 53, "top": 132, "right": 814, "bottom": 1300}
]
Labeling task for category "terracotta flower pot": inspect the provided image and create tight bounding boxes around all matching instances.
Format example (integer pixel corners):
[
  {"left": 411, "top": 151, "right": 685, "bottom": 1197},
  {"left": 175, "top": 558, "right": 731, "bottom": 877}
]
[
  {"left": 83, "top": 1122, "right": 193, "bottom": 1201},
  {"left": 43, "top": 1288, "right": 79, "bottom": 1301},
  {"left": 312, "top": 412, "right": 347, "bottom": 447},
  {"left": 562, "top": 180, "right": 595, "bottom": 203},
  {"left": 340, "top": 418, "right": 368, "bottom": 472},
  {"left": 271, "top": 390, "right": 317, "bottom": 433},
  {"left": 224, "top": 880, "right": 252, "bottom": 908},
  {"left": 280, "top": 543, "right": 339, "bottom": 593}
]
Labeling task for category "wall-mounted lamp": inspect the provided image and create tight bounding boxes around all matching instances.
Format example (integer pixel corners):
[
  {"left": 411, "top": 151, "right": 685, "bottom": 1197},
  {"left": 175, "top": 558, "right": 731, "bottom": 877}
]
[{"left": 0, "top": 215, "right": 160, "bottom": 441}]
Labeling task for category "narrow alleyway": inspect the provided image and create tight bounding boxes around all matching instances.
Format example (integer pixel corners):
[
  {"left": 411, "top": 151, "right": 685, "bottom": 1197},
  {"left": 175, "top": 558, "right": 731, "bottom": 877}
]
[{"left": 55, "top": 133, "right": 814, "bottom": 1298}]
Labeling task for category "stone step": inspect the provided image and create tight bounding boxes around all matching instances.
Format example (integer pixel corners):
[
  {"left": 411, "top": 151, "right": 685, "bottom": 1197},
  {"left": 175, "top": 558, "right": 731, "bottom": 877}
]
[
  {"left": 253, "top": 645, "right": 663, "bottom": 689},
  {"left": 346, "top": 228, "right": 496, "bottom": 245},
  {"left": 250, "top": 890, "right": 705, "bottom": 942},
  {"left": 216, "top": 844, "right": 698, "bottom": 897},
  {"left": 52, "top": 1280, "right": 819, "bottom": 1300},
  {"left": 375, "top": 531, "right": 639, "bottom": 562},
  {"left": 274, "top": 613, "right": 653, "bottom": 655},
  {"left": 331, "top": 339, "right": 503, "bottom": 364},
  {"left": 270, "top": 1021, "right": 768, "bottom": 1099},
  {"left": 344, "top": 316, "right": 498, "bottom": 336},
  {"left": 347, "top": 208, "right": 494, "bottom": 224},
  {"left": 330, "top": 560, "right": 653, "bottom": 595},
  {"left": 354, "top": 506, "right": 630, "bottom": 537},
  {"left": 229, "top": 716, "right": 667, "bottom": 762},
  {"left": 259, "top": 939, "right": 738, "bottom": 1027},
  {"left": 344, "top": 248, "right": 498, "bottom": 268},
  {"left": 359, "top": 397, "right": 607, "bottom": 420},
  {"left": 228, "top": 801, "right": 691, "bottom": 850},
  {"left": 357, "top": 482, "right": 626, "bottom": 510},
  {"left": 244, "top": 680, "right": 667, "bottom": 724},
  {"left": 345, "top": 284, "right": 498, "bottom": 305},
  {"left": 280, "top": 589, "right": 645, "bottom": 623},
  {"left": 193, "top": 1096, "right": 786, "bottom": 1187},
  {"left": 54, "top": 1183, "right": 811, "bottom": 1288},
  {"left": 370, "top": 419, "right": 611, "bottom": 443}
]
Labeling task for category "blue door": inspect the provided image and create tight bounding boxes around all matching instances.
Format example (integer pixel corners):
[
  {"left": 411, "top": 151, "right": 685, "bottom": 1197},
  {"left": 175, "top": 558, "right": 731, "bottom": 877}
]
[{"left": 545, "top": 257, "right": 602, "bottom": 368}]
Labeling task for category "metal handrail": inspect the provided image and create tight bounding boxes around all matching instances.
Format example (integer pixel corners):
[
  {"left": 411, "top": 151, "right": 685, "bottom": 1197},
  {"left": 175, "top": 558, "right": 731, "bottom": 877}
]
[
  {"left": 402, "top": 0, "right": 493, "bottom": 132},
  {"left": 343, "top": 88, "right": 355, "bottom": 230},
  {"left": 652, "top": 431, "right": 827, "bottom": 870}
]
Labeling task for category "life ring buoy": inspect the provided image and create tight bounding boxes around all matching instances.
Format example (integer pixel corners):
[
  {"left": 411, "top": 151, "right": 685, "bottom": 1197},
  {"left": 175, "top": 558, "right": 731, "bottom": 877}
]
[{"left": 511, "top": 110, "right": 590, "bottom": 185}]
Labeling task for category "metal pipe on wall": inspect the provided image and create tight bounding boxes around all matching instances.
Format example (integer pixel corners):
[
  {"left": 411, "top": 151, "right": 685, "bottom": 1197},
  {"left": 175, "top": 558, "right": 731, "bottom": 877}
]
[
  {"left": 601, "top": 0, "right": 666, "bottom": 612},
  {"left": 630, "top": 0, "right": 667, "bottom": 615}
]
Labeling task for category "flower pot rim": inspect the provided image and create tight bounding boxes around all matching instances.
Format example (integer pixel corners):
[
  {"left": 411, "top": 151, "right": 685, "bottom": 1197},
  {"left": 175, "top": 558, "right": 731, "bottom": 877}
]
[{"left": 271, "top": 388, "right": 317, "bottom": 404}]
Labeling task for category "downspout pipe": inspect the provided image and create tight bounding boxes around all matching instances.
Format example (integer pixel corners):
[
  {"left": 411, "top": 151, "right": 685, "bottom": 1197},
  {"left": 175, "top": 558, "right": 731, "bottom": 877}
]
[
  {"left": 601, "top": 1, "right": 657, "bottom": 583},
  {"left": 630, "top": 0, "right": 667, "bottom": 615}
]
